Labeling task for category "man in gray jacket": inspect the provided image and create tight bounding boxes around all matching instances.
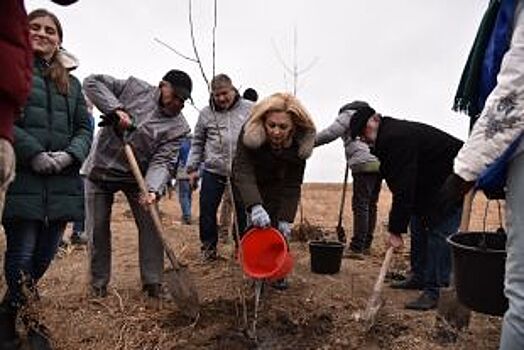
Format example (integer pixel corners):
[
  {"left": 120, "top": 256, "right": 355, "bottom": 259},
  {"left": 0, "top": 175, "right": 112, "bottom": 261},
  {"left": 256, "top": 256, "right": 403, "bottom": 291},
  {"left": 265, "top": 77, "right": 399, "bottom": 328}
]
[
  {"left": 187, "top": 74, "right": 253, "bottom": 261},
  {"left": 315, "top": 101, "right": 382, "bottom": 259},
  {"left": 83, "top": 70, "right": 192, "bottom": 298}
]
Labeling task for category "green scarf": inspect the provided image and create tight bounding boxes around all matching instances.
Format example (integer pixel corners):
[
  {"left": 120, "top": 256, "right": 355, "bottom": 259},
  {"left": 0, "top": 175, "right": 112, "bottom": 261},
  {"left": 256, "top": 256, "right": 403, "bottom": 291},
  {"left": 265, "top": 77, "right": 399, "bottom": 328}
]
[{"left": 453, "top": 0, "right": 500, "bottom": 127}]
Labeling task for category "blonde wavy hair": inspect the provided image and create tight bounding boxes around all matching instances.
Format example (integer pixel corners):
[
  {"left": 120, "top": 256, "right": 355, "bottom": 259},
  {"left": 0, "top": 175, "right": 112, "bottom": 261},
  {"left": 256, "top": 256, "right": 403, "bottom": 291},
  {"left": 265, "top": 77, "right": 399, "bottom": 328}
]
[{"left": 243, "top": 92, "right": 316, "bottom": 158}]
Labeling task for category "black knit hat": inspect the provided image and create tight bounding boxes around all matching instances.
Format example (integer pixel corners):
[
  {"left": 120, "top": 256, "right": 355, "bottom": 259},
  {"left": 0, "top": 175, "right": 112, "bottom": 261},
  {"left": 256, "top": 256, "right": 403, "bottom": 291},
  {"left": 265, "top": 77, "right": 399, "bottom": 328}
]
[
  {"left": 242, "top": 88, "right": 259, "bottom": 102},
  {"left": 51, "top": 0, "right": 79, "bottom": 5},
  {"left": 162, "top": 70, "right": 192, "bottom": 101},
  {"left": 348, "top": 104, "right": 376, "bottom": 139},
  {"left": 338, "top": 100, "right": 370, "bottom": 114}
]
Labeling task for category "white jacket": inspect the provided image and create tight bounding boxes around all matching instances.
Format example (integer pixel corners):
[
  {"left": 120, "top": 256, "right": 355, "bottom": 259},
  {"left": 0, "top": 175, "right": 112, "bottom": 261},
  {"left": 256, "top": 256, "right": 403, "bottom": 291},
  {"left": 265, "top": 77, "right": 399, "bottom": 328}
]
[{"left": 455, "top": 0, "right": 524, "bottom": 181}]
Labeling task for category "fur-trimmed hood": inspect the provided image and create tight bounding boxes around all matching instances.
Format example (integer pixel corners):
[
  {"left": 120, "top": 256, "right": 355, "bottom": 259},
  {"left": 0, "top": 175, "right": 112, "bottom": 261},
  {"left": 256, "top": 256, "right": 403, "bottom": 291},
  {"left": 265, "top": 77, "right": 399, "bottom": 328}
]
[
  {"left": 57, "top": 47, "right": 79, "bottom": 70},
  {"left": 242, "top": 92, "right": 316, "bottom": 159}
]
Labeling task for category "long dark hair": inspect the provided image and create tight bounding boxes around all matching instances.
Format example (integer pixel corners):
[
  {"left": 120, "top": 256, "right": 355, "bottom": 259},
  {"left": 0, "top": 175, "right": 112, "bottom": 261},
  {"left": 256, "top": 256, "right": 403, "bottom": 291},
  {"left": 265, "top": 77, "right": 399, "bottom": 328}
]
[{"left": 28, "top": 9, "right": 70, "bottom": 95}]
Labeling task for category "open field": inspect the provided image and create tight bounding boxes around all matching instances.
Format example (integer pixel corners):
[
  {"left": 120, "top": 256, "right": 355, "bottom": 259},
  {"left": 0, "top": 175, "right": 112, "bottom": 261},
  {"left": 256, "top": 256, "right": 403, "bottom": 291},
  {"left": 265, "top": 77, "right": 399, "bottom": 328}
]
[{"left": 0, "top": 183, "right": 506, "bottom": 349}]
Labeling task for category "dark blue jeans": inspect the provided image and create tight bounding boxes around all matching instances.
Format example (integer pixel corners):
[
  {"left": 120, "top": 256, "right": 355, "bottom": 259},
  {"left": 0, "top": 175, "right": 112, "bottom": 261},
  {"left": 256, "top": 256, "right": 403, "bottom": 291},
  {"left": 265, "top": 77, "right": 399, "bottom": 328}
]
[
  {"left": 72, "top": 220, "right": 84, "bottom": 233},
  {"left": 72, "top": 178, "right": 86, "bottom": 233},
  {"left": 409, "top": 216, "right": 428, "bottom": 283},
  {"left": 2, "top": 220, "right": 66, "bottom": 307},
  {"left": 177, "top": 179, "right": 192, "bottom": 221},
  {"left": 410, "top": 208, "right": 461, "bottom": 299},
  {"left": 199, "top": 170, "right": 246, "bottom": 251}
]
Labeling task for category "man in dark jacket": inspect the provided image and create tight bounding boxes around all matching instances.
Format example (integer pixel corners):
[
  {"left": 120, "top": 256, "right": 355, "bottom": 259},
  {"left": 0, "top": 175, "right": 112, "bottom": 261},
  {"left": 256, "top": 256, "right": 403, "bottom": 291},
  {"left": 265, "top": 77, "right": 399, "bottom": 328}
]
[
  {"left": 349, "top": 103, "right": 463, "bottom": 310},
  {"left": 83, "top": 70, "right": 192, "bottom": 298}
]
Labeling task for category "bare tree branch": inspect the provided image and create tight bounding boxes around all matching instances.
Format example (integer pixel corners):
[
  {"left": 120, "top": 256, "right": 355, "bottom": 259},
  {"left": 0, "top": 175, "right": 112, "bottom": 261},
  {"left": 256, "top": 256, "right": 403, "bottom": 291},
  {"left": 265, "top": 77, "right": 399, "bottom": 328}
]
[
  {"left": 293, "top": 26, "right": 298, "bottom": 96},
  {"left": 189, "top": 0, "right": 211, "bottom": 91},
  {"left": 272, "top": 28, "right": 319, "bottom": 96},
  {"left": 212, "top": 0, "right": 217, "bottom": 78},
  {"left": 271, "top": 38, "right": 294, "bottom": 75},
  {"left": 297, "top": 56, "right": 319, "bottom": 75},
  {"left": 153, "top": 37, "right": 198, "bottom": 63},
  {"left": 188, "top": 100, "right": 202, "bottom": 114}
]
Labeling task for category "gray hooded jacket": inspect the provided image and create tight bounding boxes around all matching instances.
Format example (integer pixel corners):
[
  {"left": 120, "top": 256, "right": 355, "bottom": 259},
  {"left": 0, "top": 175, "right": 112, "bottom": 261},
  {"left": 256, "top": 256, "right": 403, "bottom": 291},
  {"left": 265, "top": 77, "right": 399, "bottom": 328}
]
[
  {"left": 187, "top": 98, "right": 253, "bottom": 176},
  {"left": 315, "top": 110, "right": 379, "bottom": 172},
  {"left": 82, "top": 75, "right": 190, "bottom": 193}
]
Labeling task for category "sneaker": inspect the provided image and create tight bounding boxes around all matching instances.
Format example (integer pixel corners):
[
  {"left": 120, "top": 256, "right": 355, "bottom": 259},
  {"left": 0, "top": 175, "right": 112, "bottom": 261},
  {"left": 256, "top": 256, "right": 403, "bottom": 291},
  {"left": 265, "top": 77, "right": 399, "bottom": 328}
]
[
  {"left": 405, "top": 293, "right": 438, "bottom": 311},
  {"left": 91, "top": 285, "right": 107, "bottom": 298},
  {"left": 390, "top": 277, "right": 424, "bottom": 290},
  {"left": 182, "top": 217, "right": 192, "bottom": 225},
  {"left": 271, "top": 279, "right": 289, "bottom": 291},
  {"left": 142, "top": 284, "right": 161, "bottom": 298},
  {"left": 70, "top": 232, "right": 88, "bottom": 245}
]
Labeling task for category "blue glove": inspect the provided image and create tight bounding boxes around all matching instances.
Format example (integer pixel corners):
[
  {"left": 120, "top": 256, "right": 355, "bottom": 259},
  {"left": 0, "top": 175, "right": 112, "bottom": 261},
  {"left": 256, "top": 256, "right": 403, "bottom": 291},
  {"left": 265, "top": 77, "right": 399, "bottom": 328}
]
[
  {"left": 278, "top": 221, "right": 291, "bottom": 239},
  {"left": 250, "top": 204, "right": 271, "bottom": 228}
]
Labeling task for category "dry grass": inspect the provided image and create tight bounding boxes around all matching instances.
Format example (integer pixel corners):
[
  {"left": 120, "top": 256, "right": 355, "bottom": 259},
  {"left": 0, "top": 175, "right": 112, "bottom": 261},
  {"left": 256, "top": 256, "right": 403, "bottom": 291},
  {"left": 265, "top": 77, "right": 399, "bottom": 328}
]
[{"left": 0, "top": 184, "right": 505, "bottom": 349}]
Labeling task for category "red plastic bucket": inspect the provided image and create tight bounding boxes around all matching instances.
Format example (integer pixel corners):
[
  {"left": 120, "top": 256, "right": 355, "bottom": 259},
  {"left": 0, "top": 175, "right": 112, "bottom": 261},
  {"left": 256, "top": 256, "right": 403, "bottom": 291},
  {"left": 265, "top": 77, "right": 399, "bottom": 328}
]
[{"left": 239, "top": 227, "right": 293, "bottom": 280}]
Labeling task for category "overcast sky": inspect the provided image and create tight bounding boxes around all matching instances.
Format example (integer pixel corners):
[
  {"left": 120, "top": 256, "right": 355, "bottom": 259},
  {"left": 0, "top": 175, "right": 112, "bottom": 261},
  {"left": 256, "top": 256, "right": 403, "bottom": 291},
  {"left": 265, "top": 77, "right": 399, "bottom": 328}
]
[{"left": 27, "top": 0, "right": 487, "bottom": 182}]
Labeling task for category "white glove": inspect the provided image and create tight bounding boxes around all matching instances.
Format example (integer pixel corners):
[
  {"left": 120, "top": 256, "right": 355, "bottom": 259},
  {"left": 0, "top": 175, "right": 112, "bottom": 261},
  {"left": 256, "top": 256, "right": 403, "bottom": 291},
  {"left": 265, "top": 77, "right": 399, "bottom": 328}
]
[
  {"left": 278, "top": 221, "right": 291, "bottom": 239},
  {"left": 250, "top": 204, "right": 271, "bottom": 228},
  {"left": 31, "top": 152, "right": 58, "bottom": 174},
  {"left": 48, "top": 151, "right": 74, "bottom": 173}
]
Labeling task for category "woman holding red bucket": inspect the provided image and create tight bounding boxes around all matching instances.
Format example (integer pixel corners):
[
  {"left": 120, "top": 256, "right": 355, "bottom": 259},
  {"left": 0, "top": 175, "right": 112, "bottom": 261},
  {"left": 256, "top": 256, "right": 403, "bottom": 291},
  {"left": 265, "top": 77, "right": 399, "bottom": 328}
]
[{"left": 232, "top": 92, "right": 316, "bottom": 290}]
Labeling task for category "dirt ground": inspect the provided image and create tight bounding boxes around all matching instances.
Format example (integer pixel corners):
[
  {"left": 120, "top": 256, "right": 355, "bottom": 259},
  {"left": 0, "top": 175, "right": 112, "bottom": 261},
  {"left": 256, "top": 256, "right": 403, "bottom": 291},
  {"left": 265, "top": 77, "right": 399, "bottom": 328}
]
[{"left": 0, "top": 183, "right": 506, "bottom": 349}]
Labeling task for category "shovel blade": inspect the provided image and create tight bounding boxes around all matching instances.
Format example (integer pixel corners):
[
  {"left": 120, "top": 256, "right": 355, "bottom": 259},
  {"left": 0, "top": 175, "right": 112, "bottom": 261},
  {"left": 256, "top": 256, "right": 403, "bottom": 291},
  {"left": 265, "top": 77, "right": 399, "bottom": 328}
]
[
  {"left": 436, "top": 287, "right": 471, "bottom": 330},
  {"left": 362, "top": 294, "right": 384, "bottom": 330},
  {"left": 164, "top": 267, "right": 200, "bottom": 319}
]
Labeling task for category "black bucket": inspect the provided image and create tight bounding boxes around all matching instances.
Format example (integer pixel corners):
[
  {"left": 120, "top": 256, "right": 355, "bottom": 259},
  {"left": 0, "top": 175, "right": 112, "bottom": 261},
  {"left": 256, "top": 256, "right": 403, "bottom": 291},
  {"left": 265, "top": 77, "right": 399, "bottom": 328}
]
[
  {"left": 447, "top": 232, "right": 508, "bottom": 316},
  {"left": 309, "top": 240, "right": 344, "bottom": 274}
]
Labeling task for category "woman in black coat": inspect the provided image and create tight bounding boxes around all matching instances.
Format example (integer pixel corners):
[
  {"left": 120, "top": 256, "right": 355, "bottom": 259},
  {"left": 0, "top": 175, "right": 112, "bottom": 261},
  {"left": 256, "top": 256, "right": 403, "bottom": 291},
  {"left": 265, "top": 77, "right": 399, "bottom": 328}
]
[{"left": 233, "top": 92, "right": 316, "bottom": 288}]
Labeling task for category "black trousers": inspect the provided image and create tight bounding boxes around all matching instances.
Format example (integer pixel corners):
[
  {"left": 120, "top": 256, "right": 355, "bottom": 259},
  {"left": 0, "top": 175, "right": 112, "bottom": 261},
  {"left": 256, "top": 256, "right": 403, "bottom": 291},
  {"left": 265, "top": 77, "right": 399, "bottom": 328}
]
[{"left": 349, "top": 171, "right": 382, "bottom": 252}]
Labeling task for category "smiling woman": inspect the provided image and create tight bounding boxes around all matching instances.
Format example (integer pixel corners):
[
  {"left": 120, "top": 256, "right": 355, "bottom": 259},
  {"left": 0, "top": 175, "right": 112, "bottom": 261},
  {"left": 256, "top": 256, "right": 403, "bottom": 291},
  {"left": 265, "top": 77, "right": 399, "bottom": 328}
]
[
  {"left": 28, "top": 9, "right": 70, "bottom": 95},
  {"left": 0, "top": 8, "right": 93, "bottom": 348},
  {"left": 29, "top": 14, "right": 61, "bottom": 60}
]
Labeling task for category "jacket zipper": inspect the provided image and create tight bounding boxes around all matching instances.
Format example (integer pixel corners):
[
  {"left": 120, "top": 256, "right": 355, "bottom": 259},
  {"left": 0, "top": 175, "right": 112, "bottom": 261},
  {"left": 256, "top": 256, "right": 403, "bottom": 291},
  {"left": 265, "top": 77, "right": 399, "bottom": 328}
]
[{"left": 44, "top": 75, "right": 53, "bottom": 223}]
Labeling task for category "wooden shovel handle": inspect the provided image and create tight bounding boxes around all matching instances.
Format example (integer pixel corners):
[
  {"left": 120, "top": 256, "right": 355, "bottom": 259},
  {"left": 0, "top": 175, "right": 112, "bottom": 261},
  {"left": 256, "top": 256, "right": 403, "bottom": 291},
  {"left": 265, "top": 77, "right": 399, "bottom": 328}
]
[
  {"left": 459, "top": 190, "right": 475, "bottom": 232},
  {"left": 337, "top": 162, "right": 350, "bottom": 228},
  {"left": 363, "top": 246, "right": 395, "bottom": 321},
  {"left": 371, "top": 246, "right": 394, "bottom": 297},
  {"left": 123, "top": 144, "right": 181, "bottom": 270}
]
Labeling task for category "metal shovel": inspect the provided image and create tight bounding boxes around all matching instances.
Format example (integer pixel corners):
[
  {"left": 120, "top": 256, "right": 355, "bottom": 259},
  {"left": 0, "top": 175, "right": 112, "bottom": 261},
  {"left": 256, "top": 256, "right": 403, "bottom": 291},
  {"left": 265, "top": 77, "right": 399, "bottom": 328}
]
[
  {"left": 336, "top": 162, "right": 350, "bottom": 243},
  {"left": 123, "top": 144, "right": 200, "bottom": 319}
]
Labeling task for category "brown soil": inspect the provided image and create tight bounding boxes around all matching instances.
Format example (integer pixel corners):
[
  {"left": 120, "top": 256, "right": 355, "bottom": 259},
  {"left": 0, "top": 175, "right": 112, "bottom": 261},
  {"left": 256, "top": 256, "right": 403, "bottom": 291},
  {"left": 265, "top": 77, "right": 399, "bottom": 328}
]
[{"left": 0, "top": 183, "right": 505, "bottom": 349}]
